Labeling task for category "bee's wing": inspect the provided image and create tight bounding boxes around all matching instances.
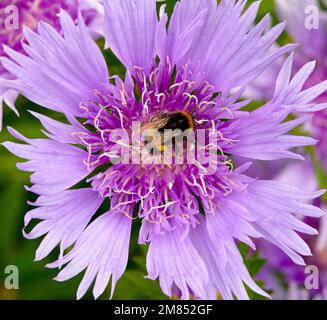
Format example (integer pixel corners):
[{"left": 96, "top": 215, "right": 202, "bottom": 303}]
[{"left": 142, "top": 116, "right": 170, "bottom": 130}]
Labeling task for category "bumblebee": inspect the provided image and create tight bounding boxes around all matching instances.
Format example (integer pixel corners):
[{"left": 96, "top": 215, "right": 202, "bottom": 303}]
[
  {"left": 144, "top": 111, "right": 194, "bottom": 132},
  {"left": 141, "top": 111, "right": 194, "bottom": 152}
]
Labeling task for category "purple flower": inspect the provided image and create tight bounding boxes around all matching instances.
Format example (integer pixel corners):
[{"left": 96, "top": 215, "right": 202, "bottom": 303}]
[
  {"left": 1, "top": 0, "right": 327, "bottom": 300},
  {"left": 245, "top": 1, "right": 327, "bottom": 299},
  {"left": 249, "top": 0, "right": 327, "bottom": 174},
  {"left": 0, "top": 0, "right": 104, "bottom": 130},
  {"left": 276, "top": 0, "right": 327, "bottom": 174},
  {"left": 256, "top": 158, "right": 327, "bottom": 300}
]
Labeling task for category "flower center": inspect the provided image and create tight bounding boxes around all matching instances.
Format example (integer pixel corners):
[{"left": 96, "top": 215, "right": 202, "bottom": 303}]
[
  {"left": 77, "top": 61, "right": 231, "bottom": 171},
  {"left": 73, "top": 61, "right": 240, "bottom": 227}
]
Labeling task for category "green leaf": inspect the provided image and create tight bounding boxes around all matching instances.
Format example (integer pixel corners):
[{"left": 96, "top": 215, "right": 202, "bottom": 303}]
[{"left": 113, "top": 269, "right": 166, "bottom": 300}]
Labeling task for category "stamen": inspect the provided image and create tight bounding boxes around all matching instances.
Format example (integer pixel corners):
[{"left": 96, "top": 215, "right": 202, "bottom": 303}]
[
  {"left": 98, "top": 171, "right": 120, "bottom": 189},
  {"left": 145, "top": 215, "right": 163, "bottom": 225},
  {"left": 112, "top": 198, "right": 137, "bottom": 210},
  {"left": 147, "top": 201, "right": 177, "bottom": 215},
  {"left": 112, "top": 106, "right": 126, "bottom": 130},
  {"left": 183, "top": 92, "right": 199, "bottom": 106},
  {"left": 221, "top": 106, "right": 234, "bottom": 119},
  {"left": 79, "top": 102, "right": 89, "bottom": 113},
  {"left": 155, "top": 92, "right": 166, "bottom": 105},
  {"left": 120, "top": 209, "right": 137, "bottom": 220},
  {"left": 200, "top": 81, "right": 215, "bottom": 95},
  {"left": 193, "top": 159, "right": 208, "bottom": 174},
  {"left": 217, "top": 183, "right": 233, "bottom": 196},
  {"left": 120, "top": 89, "right": 128, "bottom": 107}
]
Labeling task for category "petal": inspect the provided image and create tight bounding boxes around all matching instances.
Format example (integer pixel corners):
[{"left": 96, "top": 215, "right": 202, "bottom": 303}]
[
  {"left": 0, "top": 87, "right": 19, "bottom": 131},
  {"left": 191, "top": 218, "right": 269, "bottom": 300},
  {"left": 229, "top": 111, "right": 315, "bottom": 161},
  {"left": 103, "top": 0, "right": 167, "bottom": 75},
  {"left": 165, "top": 0, "right": 295, "bottom": 91},
  {"left": 79, "top": 0, "right": 105, "bottom": 38},
  {"left": 146, "top": 226, "right": 210, "bottom": 300},
  {"left": 28, "top": 111, "right": 84, "bottom": 144},
  {"left": 272, "top": 55, "right": 327, "bottom": 112},
  {"left": 231, "top": 179, "right": 324, "bottom": 265},
  {"left": 0, "top": 10, "right": 109, "bottom": 117},
  {"left": 316, "top": 205, "right": 327, "bottom": 254},
  {"left": 2, "top": 127, "right": 89, "bottom": 195},
  {"left": 49, "top": 211, "right": 132, "bottom": 300},
  {"left": 229, "top": 54, "right": 327, "bottom": 161},
  {"left": 23, "top": 188, "right": 103, "bottom": 262}
]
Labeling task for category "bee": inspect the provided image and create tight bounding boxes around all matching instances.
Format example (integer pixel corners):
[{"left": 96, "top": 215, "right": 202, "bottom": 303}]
[
  {"left": 141, "top": 111, "right": 194, "bottom": 152},
  {"left": 144, "top": 111, "right": 194, "bottom": 132}
]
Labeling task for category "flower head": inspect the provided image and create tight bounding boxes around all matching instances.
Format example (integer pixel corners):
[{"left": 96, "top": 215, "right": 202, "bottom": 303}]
[
  {"left": 0, "top": 0, "right": 104, "bottom": 129},
  {"left": 1, "top": 0, "right": 327, "bottom": 300}
]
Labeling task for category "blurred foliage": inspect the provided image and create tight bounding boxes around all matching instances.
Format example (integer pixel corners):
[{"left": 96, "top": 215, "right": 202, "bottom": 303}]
[
  {"left": 238, "top": 243, "right": 268, "bottom": 300},
  {"left": 0, "top": 0, "right": 326, "bottom": 301}
]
